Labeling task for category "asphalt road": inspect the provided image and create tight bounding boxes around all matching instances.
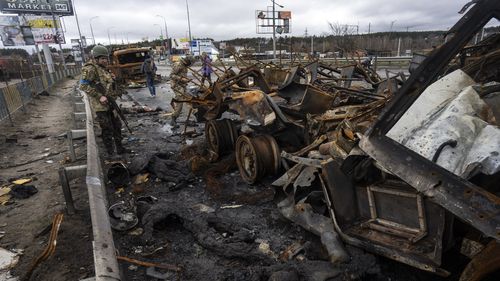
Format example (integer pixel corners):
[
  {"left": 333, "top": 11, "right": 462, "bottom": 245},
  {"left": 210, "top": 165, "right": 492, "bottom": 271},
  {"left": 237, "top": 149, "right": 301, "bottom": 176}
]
[{"left": 125, "top": 61, "right": 175, "bottom": 112}]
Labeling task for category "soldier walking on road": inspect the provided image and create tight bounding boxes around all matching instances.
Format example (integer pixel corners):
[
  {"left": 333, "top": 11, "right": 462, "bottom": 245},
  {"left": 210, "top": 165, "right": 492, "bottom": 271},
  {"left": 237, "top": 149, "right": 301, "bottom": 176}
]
[
  {"left": 80, "top": 45, "right": 128, "bottom": 156},
  {"left": 169, "top": 55, "right": 193, "bottom": 127}
]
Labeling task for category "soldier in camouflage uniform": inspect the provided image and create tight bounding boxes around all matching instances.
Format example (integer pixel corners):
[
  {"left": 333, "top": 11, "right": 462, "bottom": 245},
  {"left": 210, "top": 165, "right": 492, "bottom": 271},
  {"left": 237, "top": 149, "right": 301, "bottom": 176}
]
[
  {"left": 169, "top": 55, "right": 194, "bottom": 126},
  {"left": 80, "top": 45, "right": 127, "bottom": 155}
]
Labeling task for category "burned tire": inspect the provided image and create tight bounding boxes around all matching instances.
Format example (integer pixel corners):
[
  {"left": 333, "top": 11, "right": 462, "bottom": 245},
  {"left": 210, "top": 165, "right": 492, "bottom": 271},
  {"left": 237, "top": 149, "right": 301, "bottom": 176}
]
[
  {"left": 205, "top": 119, "right": 238, "bottom": 160},
  {"left": 235, "top": 135, "right": 281, "bottom": 184}
]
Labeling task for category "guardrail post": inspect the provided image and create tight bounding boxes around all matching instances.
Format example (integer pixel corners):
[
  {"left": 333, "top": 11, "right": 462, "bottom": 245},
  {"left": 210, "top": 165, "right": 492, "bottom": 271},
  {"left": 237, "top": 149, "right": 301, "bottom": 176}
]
[
  {"left": 74, "top": 102, "right": 85, "bottom": 112},
  {"left": 68, "top": 129, "right": 87, "bottom": 162},
  {"left": 58, "top": 165, "right": 87, "bottom": 215},
  {"left": 73, "top": 112, "right": 87, "bottom": 129}
]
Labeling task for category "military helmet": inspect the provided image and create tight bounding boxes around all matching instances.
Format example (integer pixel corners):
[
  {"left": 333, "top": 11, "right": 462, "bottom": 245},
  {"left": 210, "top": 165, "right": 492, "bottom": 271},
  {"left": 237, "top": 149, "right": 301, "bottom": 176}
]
[{"left": 91, "top": 45, "right": 109, "bottom": 58}]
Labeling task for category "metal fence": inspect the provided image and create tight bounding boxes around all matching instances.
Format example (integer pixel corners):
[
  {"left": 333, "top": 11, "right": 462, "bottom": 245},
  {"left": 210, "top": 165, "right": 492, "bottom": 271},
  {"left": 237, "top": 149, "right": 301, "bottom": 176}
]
[{"left": 0, "top": 67, "right": 81, "bottom": 125}]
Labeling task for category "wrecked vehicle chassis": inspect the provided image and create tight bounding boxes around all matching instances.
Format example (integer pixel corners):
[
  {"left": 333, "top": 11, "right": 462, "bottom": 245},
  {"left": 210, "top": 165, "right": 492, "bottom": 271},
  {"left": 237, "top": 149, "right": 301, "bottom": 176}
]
[
  {"left": 323, "top": 0, "right": 500, "bottom": 279},
  {"left": 189, "top": 66, "right": 311, "bottom": 184}
]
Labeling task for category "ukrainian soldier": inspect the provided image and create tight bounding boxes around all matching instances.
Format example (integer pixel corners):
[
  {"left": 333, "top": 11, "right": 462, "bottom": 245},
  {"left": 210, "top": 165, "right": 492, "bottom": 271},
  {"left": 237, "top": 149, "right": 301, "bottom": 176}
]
[
  {"left": 80, "top": 45, "right": 127, "bottom": 156},
  {"left": 169, "top": 55, "right": 193, "bottom": 126}
]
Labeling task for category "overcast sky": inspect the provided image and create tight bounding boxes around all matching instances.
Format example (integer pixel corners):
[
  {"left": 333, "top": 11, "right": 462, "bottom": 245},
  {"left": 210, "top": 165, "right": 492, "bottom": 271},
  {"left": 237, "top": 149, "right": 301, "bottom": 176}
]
[{"left": 2, "top": 0, "right": 499, "bottom": 48}]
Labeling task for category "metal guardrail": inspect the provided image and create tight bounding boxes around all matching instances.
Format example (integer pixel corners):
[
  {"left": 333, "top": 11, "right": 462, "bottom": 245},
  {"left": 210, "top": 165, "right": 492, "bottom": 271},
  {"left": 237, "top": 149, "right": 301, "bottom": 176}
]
[
  {"left": 0, "top": 67, "right": 81, "bottom": 125},
  {"left": 60, "top": 86, "right": 121, "bottom": 281}
]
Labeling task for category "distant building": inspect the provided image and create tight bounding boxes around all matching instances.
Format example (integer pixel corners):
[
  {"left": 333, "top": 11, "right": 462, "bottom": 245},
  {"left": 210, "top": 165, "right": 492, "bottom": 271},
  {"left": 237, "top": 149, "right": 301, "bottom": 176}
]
[
  {"left": 171, "top": 38, "right": 219, "bottom": 59},
  {"left": 190, "top": 39, "right": 219, "bottom": 58}
]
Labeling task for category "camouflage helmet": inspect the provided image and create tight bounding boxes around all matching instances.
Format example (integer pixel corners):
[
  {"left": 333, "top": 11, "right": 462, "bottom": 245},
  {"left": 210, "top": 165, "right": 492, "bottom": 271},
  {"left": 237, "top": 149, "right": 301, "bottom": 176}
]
[
  {"left": 181, "top": 55, "right": 194, "bottom": 66},
  {"left": 91, "top": 45, "right": 109, "bottom": 58}
]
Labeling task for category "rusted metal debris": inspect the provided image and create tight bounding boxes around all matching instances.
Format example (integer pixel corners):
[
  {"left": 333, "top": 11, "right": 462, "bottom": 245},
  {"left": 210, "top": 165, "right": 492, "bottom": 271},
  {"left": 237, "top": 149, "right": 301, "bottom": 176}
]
[
  {"left": 108, "top": 47, "right": 160, "bottom": 87},
  {"left": 23, "top": 213, "right": 64, "bottom": 281},
  {"left": 117, "top": 255, "right": 182, "bottom": 272},
  {"left": 175, "top": 0, "right": 500, "bottom": 278}
]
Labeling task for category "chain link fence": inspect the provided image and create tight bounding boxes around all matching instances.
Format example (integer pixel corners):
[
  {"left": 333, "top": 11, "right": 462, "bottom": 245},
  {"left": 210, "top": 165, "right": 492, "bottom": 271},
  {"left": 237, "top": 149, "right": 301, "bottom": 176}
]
[{"left": 0, "top": 66, "right": 81, "bottom": 125}]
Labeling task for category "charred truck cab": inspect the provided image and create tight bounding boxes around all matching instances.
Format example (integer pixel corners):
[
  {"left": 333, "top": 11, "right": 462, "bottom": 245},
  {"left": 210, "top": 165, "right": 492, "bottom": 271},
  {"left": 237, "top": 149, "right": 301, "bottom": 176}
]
[{"left": 108, "top": 47, "right": 151, "bottom": 87}]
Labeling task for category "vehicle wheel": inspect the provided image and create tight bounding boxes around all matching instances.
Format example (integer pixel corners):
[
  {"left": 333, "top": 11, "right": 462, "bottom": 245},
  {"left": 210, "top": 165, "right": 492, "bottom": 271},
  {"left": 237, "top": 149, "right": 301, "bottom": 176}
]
[
  {"left": 459, "top": 240, "right": 500, "bottom": 281},
  {"left": 205, "top": 119, "right": 238, "bottom": 160},
  {"left": 235, "top": 135, "right": 280, "bottom": 184}
]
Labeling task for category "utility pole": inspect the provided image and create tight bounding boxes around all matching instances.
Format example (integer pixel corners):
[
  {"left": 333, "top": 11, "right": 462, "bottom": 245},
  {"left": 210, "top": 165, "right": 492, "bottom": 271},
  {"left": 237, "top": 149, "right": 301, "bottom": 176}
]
[
  {"left": 270, "top": 0, "right": 284, "bottom": 60},
  {"left": 311, "top": 36, "right": 314, "bottom": 56},
  {"left": 272, "top": 1, "right": 276, "bottom": 59},
  {"left": 397, "top": 37, "right": 401, "bottom": 57}
]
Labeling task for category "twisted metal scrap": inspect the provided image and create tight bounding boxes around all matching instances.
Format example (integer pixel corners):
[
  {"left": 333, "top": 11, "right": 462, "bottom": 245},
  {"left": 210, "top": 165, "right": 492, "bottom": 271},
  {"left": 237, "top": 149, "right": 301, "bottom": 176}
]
[{"left": 23, "top": 213, "right": 64, "bottom": 281}]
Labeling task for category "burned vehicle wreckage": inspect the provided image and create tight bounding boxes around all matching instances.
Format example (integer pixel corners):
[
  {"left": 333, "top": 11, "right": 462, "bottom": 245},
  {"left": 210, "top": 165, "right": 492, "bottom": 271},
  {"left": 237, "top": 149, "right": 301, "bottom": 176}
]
[{"left": 169, "top": 1, "right": 500, "bottom": 279}]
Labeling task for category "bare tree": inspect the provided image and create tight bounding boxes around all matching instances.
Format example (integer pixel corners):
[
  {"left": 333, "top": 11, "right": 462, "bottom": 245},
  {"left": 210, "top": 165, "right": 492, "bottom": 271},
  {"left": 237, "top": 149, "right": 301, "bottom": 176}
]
[{"left": 328, "top": 22, "right": 358, "bottom": 54}]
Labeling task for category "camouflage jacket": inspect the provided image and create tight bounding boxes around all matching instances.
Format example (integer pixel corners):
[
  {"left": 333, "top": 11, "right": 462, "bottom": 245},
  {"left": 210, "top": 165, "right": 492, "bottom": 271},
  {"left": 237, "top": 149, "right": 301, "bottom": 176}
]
[
  {"left": 80, "top": 62, "right": 121, "bottom": 112},
  {"left": 169, "top": 61, "right": 188, "bottom": 88}
]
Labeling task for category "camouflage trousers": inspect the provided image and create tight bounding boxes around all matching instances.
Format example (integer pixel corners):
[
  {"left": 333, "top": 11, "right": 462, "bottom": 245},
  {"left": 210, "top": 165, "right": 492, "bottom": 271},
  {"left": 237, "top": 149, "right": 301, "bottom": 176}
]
[
  {"left": 96, "top": 110, "right": 123, "bottom": 154},
  {"left": 171, "top": 84, "right": 186, "bottom": 120}
]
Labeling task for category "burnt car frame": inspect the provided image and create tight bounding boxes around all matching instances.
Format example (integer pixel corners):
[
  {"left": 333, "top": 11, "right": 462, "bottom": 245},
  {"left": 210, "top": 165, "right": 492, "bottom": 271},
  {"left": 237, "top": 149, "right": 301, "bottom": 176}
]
[{"left": 108, "top": 47, "right": 153, "bottom": 86}]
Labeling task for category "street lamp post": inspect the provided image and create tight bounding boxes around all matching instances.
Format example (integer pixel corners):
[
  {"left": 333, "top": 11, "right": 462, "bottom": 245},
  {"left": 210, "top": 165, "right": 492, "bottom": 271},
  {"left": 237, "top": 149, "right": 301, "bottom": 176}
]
[
  {"left": 107, "top": 26, "right": 115, "bottom": 46},
  {"left": 185, "top": 0, "right": 192, "bottom": 54},
  {"left": 90, "top": 16, "right": 98, "bottom": 45},
  {"left": 155, "top": 15, "right": 169, "bottom": 40},
  {"left": 156, "top": 15, "right": 170, "bottom": 55},
  {"left": 154, "top": 24, "right": 163, "bottom": 39},
  {"left": 271, "top": 0, "right": 284, "bottom": 60}
]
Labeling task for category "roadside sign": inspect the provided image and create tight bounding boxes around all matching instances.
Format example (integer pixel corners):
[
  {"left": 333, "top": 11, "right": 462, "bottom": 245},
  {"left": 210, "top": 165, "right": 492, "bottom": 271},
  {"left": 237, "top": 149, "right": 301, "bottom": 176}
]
[{"left": 0, "top": 0, "right": 74, "bottom": 16}]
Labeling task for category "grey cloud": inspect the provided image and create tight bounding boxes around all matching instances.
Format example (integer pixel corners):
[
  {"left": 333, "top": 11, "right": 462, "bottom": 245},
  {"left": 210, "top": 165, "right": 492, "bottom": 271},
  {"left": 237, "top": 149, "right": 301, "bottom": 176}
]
[{"left": 1, "top": 0, "right": 480, "bottom": 47}]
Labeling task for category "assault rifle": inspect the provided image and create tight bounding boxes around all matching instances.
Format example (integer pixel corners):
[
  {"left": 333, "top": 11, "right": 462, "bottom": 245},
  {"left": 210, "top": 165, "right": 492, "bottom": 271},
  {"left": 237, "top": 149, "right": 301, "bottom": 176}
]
[{"left": 93, "top": 82, "right": 133, "bottom": 134}]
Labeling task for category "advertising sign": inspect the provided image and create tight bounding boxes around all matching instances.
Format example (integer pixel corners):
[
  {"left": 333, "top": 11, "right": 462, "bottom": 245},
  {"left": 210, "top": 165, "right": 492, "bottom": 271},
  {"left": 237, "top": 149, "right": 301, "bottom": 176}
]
[
  {"left": 255, "top": 9, "right": 292, "bottom": 34},
  {"left": 0, "top": 15, "right": 34, "bottom": 46},
  {"left": 71, "top": 39, "right": 82, "bottom": 62},
  {"left": 0, "top": 0, "right": 74, "bottom": 16},
  {"left": 20, "top": 15, "right": 65, "bottom": 44},
  {"left": 171, "top": 38, "right": 190, "bottom": 50},
  {"left": 278, "top": 11, "right": 292, "bottom": 19}
]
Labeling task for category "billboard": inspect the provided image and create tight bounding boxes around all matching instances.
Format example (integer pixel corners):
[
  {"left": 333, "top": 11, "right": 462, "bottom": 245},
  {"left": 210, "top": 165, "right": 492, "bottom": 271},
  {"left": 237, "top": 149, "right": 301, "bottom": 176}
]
[
  {"left": 0, "top": 15, "right": 65, "bottom": 46},
  {"left": 0, "top": 0, "right": 74, "bottom": 16},
  {"left": 171, "top": 38, "right": 190, "bottom": 50},
  {"left": 256, "top": 9, "right": 292, "bottom": 34},
  {"left": 0, "top": 15, "right": 34, "bottom": 46},
  {"left": 20, "top": 15, "right": 65, "bottom": 44},
  {"left": 71, "top": 39, "right": 82, "bottom": 62}
]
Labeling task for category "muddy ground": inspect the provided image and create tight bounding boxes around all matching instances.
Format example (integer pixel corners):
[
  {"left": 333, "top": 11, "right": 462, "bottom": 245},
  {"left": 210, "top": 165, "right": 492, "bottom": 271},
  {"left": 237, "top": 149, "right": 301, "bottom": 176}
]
[{"left": 0, "top": 79, "right": 94, "bottom": 281}]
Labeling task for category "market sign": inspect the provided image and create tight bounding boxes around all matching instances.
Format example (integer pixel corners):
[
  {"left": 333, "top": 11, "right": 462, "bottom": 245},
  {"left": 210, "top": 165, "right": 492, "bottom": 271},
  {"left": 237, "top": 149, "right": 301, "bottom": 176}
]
[{"left": 0, "top": 0, "right": 74, "bottom": 16}]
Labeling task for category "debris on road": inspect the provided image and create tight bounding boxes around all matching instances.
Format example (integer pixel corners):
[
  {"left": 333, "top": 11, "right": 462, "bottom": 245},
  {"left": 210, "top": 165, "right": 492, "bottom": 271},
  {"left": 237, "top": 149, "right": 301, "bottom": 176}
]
[{"left": 23, "top": 213, "right": 64, "bottom": 281}]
